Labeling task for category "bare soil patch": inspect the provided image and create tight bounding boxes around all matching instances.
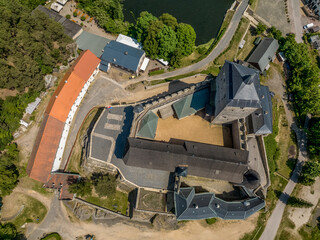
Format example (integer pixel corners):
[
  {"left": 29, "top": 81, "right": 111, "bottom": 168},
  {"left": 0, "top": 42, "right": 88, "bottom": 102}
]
[
  {"left": 137, "top": 189, "right": 167, "bottom": 212},
  {"left": 154, "top": 114, "right": 232, "bottom": 147},
  {"left": 0, "top": 88, "right": 18, "bottom": 99}
]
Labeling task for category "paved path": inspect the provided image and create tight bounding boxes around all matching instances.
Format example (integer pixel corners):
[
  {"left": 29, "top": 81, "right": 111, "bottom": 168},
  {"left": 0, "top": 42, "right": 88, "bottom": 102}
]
[
  {"left": 123, "top": 0, "right": 249, "bottom": 87},
  {"left": 259, "top": 78, "right": 309, "bottom": 240},
  {"left": 60, "top": 74, "right": 128, "bottom": 170},
  {"left": 290, "top": 0, "right": 303, "bottom": 43}
]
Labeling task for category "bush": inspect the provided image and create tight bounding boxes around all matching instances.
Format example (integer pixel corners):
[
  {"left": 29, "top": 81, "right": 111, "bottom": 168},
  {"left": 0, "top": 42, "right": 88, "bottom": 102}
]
[
  {"left": 206, "top": 218, "right": 217, "bottom": 225},
  {"left": 81, "top": 16, "right": 86, "bottom": 21},
  {"left": 73, "top": 11, "right": 77, "bottom": 17},
  {"left": 68, "top": 178, "right": 92, "bottom": 197},
  {"left": 66, "top": 14, "right": 71, "bottom": 19},
  {"left": 148, "top": 69, "right": 165, "bottom": 76}
]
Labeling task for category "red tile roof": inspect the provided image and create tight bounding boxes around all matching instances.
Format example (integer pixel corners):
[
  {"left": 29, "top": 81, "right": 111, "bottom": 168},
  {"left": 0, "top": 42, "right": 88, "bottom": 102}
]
[{"left": 28, "top": 50, "right": 100, "bottom": 183}]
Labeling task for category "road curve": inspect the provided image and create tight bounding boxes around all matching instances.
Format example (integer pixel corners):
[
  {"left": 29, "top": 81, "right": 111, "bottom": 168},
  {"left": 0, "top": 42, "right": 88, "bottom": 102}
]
[{"left": 126, "top": 0, "right": 249, "bottom": 85}]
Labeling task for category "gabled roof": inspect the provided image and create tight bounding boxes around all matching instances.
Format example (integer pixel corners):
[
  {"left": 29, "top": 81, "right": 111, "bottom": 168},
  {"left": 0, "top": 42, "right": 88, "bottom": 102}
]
[
  {"left": 172, "top": 88, "right": 210, "bottom": 119},
  {"left": 124, "top": 138, "right": 250, "bottom": 183},
  {"left": 100, "top": 41, "right": 145, "bottom": 72},
  {"left": 136, "top": 111, "right": 159, "bottom": 139},
  {"left": 76, "top": 31, "right": 111, "bottom": 57},
  {"left": 27, "top": 114, "right": 65, "bottom": 183},
  {"left": 175, "top": 187, "right": 265, "bottom": 220},
  {"left": 247, "top": 38, "right": 279, "bottom": 72}
]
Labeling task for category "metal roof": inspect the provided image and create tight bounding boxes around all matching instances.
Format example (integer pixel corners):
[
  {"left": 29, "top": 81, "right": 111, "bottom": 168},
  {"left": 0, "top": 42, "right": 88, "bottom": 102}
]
[
  {"left": 174, "top": 187, "right": 265, "bottom": 220},
  {"left": 123, "top": 138, "right": 250, "bottom": 183},
  {"left": 136, "top": 111, "right": 159, "bottom": 139},
  {"left": 247, "top": 38, "right": 279, "bottom": 72},
  {"left": 100, "top": 41, "right": 145, "bottom": 73},
  {"left": 172, "top": 88, "right": 210, "bottom": 119},
  {"left": 76, "top": 31, "right": 111, "bottom": 57}
]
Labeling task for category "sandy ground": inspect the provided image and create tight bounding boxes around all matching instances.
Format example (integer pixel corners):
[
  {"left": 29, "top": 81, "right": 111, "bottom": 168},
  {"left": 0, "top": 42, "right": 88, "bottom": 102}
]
[
  {"left": 0, "top": 88, "right": 18, "bottom": 99},
  {"left": 288, "top": 177, "right": 320, "bottom": 230},
  {"left": 51, "top": 208, "right": 259, "bottom": 240},
  {"left": 155, "top": 114, "right": 232, "bottom": 147},
  {"left": 182, "top": 176, "right": 234, "bottom": 194}
]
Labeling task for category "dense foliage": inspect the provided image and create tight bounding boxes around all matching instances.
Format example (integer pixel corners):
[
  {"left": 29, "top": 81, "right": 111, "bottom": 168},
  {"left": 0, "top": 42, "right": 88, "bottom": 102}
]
[
  {"left": 0, "top": 223, "right": 17, "bottom": 240},
  {"left": 68, "top": 178, "right": 92, "bottom": 197},
  {"left": 93, "top": 174, "right": 116, "bottom": 197},
  {"left": 255, "top": 23, "right": 266, "bottom": 35},
  {"left": 0, "top": 144, "right": 20, "bottom": 197},
  {"left": 77, "top": 0, "right": 129, "bottom": 34},
  {"left": 307, "top": 118, "right": 320, "bottom": 158},
  {"left": 130, "top": 12, "right": 196, "bottom": 63},
  {"left": 300, "top": 160, "right": 320, "bottom": 185},
  {"left": 280, "top": 34, "right": 320, "bottom": 119},
  {"left": 18, "top": 0, "right": 46, "bottom": 10},
  {"left": 0, "top": 0, "right": 72, "bottom": 91}
]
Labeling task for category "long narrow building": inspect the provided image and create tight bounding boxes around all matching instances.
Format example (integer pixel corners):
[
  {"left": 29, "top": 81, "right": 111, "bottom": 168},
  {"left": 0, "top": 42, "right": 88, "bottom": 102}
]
[{"left": 27, "top": 50, "right": 100, "bottom": 183}]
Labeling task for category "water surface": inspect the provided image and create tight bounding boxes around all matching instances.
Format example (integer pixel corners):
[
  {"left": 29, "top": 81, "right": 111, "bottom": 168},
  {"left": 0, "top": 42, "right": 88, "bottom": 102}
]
[{"left": 123, "top": 0, "right": 234, "bottom": 45}]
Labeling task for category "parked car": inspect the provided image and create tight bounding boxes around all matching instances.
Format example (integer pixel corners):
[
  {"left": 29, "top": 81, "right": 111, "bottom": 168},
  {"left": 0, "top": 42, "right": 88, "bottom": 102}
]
[{"left": 303, "top": 23, "right": 314, "bottom": 29}]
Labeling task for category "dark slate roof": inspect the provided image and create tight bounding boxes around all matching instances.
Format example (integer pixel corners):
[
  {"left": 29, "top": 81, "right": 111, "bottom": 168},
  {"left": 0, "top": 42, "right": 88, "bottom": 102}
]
[
  {"left": 76, "top": 31, "right": 111, "bottom": 57},
  {"left": 172, "top": 88, "right": 210, "bottom": 119},
  {"left": 100, "top": 41, "right": 145, "bottom": 72},
  {"left": 136, "top": 111, "right": 159, "bottom": 139},
  {"left": 123, "top": 138, "right": 250, "bottom": 183},
  {"left": 214, "top": 61, "right": 261, "bottom": 117},
  {"left": 34, "top": 5, "right": 82, "bottom": 39},
  {"left": 247, "top": 38, "right": 279, "bottom": 72},
  {"left": 174, "top": 187, "right": 265, "bottom": 220}
]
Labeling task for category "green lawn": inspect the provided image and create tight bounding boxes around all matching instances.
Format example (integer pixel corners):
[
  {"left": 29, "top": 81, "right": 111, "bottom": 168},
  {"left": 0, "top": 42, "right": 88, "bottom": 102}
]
[
  {"left": 13, "top": 195, "right": 47, "bottom": 229},
  {"left": 84, "top": 191, "right": 128, "bottom": 215},
  {"left": 18, "top": 177, "right": 52, "bottom": 196},
  {"left": 41, "top": 233, "right": 62, "bottom": 240}
]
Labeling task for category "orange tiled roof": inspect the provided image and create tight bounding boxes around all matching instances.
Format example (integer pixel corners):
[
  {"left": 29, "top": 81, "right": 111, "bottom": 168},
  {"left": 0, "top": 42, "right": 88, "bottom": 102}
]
[
  {"left": 29, "top": 115, "right": 65, "bottom": 183},
  {"left": 28, "top": 50, "right": 100, "bottom": 183}
]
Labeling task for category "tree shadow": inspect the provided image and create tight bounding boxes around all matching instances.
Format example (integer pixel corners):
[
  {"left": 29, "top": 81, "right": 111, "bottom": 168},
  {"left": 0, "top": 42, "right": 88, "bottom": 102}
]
[{"left": 286, "top": 158, "right": 297, "bottom": 172}]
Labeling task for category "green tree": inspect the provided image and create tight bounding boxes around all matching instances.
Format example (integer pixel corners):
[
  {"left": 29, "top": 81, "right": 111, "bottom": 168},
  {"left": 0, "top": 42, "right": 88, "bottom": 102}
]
[
  {"left": 255, "top": 23, "right": 267, "bottom": 35},
  {"left": 169, "top": 49, "right": 183, "bottom": 68},
  {"left": 157, "top": 25, "right": 178, "bottom": 59},
  {"left": 0, "top": 163, "right": 19, "bottom": 197},
  {"left": 143, "top": 20, "right": 163, "bottom": 58},
  {"left": 307, "top": 118, "right": 320, "bottom": 156},
  {"left": 287, "top": 196, "right": 313, "bottom": 208},
  {"left": 66, "top": 14, "right": 71, "bottom": 19},
  {"left": 0, "top": 223, "right": 17, "bottom": 240},
  {"left": 299, "top": 160, "right": 320, "bottom": 185},
  {"left": 270, "top": 26, "right": 283, "bottom": 40},
  {"left": 133, "top": 11, "right": 158, "bottom": 43},
  {"left": 159, "top": 13, "right": 178, "bottom": 29},
  {"left": 68, "top": 178, "right": 92, "bottom": 197},
  {"left": 94, "top": 174, "right": 116, "bottom": 197},
  {"left": 176, "top": 23, "right": 196, "bottom": 56}
]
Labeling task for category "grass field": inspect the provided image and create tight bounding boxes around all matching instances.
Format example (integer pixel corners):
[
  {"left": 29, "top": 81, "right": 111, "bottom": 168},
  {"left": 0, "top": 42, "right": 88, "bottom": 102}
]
[
  {"left": 41, "top": 233, "right": 62, "bottom": 240},
  {"left": 236, "top": 26, "right": 262, "bottom": 61},
  {"left": 2, "top": 192, "right": 48, "bottom": 229},
  {"left": 84, "top": 190, "right": 128, "bottom": 215},
  {"left": 66, "top": 107, "right": 101, "bottom": 174},
  {"left": 18, "top": 177, "right": 52, "bottom": 196},
  {"left": 137, "top": 188, "right": 167, "bottom": 212}
]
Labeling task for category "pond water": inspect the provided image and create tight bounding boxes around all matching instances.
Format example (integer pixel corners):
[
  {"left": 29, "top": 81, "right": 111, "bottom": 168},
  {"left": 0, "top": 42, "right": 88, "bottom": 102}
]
[{"left": 123, "top": 0, "right": 234, "bottom": 45}]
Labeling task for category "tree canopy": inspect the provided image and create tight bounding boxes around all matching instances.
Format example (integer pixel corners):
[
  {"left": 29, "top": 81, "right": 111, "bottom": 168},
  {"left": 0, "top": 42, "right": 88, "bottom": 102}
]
[
  {"left": 130, "top": 12, "right": 196, "bottom": 64},
  {"left": 77, "top": 0, "right": 129, "bottom": 34},
  {"left": 68, "top": 178, "right": 92, "bottom": 197},
  {"left": 0, "top": 223, "right": 17, "bottom": 240},
  {"left": 307, "top": 118, "right": 320, "bottom": 157},
  {"left": 93, "top": 174, "right": 116, "bottom": 197},
  {"left": 0, "top": 0, "right": 72, "bottom": 92}
]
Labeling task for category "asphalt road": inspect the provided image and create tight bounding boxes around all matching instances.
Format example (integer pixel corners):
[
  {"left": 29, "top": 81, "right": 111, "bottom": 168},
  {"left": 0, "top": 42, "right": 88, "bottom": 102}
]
[
  {"left": 123, "top": 0, "right": 249, "bottom": 87},
  {"left": 27, "top": 191, "right": 63, "bottom": 240},
  {"left": 60, "top": 74, "right": 127, "bottom": 170},
  {"left": 290, "top": 0, "right": 303, "bottom": 43}
]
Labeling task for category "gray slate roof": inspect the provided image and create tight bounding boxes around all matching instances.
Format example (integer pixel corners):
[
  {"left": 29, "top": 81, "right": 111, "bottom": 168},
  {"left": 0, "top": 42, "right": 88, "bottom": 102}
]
[
  {"left": 247, "top": 38, "right": 279, "bottom": 72},
  {"left": 100, "top": 41, "right": 145, "bottom": 73},
  {"left": 175, "top": 187, "right": 265, "bottom": 220},
  {"left": 34, "top": 5, "right": 82, "bottom": 39},
  {"left": 124, "top": 138, "right": 250, "bottom": 183},
  {"left": 172, "top": 88, "right": 210, "bottom": 119},
  {"left": 214, "top": 61, "right": 272, "bottom": 135},
  {"left": 76, "top": 31, "right": 111, "bottom": 57}
]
